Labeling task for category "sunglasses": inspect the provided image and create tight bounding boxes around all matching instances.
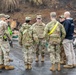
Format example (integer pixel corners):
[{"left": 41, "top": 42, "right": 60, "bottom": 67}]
[{"left": 37, "top": 18, "right": 41, "bottom": 20}]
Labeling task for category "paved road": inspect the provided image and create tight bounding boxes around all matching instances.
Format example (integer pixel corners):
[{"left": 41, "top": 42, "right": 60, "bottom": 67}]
[{"left": 0, "top": 41, "right": 76, "bottom": 75}]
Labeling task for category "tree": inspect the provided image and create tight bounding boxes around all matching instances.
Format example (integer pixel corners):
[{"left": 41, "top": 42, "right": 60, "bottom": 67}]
[
  {"left": 2, "top": 0, "right": 19, "bottom": 12},
  {"left": 30, "top": 0, "right": 43, "bottom": 5},
  {"left": 24, "top": 0, "right": 43, "bottom": 5}
]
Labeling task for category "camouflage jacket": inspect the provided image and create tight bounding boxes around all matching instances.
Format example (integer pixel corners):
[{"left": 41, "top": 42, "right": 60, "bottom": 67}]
[
  {"left": 31, "top": 22, "right": 45, "bottom": 39},
  {"left": 0, "top": 20, "right": 8, "bottom": 40},
  {"left": 19, "top": 23, "right": 39, "bottom": 46},
  {"left": 44, "top": 20, "right": 66, "bottom": 44}
]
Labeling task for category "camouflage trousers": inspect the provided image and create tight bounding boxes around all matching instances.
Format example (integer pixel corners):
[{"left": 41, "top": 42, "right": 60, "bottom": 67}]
[
  {"left": 22, "top": 45, "right": 33, "bottom": 65},
  {"left": 0, "top": 40, "right": 10, "bottom": 65},
  {"left": 35, "top": 39, "right": 46, "bottom": 56},
  {"left": 60, "top": 44, "right": 66, "bottom": 62},
  {"left": 48, "top": 44, "right": 60, "bottom": 64}
]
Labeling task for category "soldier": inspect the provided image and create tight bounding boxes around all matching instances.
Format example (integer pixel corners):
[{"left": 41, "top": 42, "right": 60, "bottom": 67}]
[
  {"left": 44, "top": 12, "right": 66, "bottom": 71},
  {"left": 59, "top": 15, "right": 65, "bottom": 24},
  {"left": 31, "top": 15, "right": 46, "bottom": 62},
  {"left": 5, "top": 15, "right": 13, "bottom": 48},
  {"left": 59, "top": 15, "right": 66, "bottom": 64},
  {"left": 0, "top": 14, "right": 14, "bottom": 70},
  {"left": 4, "top": 15, "right": 13, "bottom": 62},
  {"left": 19, "top": 17, "right": 39, "bottom": 70}
]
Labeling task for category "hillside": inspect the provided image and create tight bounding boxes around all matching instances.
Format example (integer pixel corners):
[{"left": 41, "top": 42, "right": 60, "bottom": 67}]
[{"left": 0, "top": 0, "right": 76, "bottom": 25}]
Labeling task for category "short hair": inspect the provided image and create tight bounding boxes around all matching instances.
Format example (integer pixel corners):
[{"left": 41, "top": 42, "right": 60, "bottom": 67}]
[
  {"left": 50, "top": 12, "right": 56, "bottom": 18},
  {"left": 64, "top": 11, "right": 70, "bottom": 16}
]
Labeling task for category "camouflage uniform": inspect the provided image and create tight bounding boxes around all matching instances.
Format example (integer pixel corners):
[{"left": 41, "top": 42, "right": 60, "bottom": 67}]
[
  {"left": 0, "top": 14, "right": 14, "bottom": 70},
  {"left": 59, "top": 15, "right": 66, "bottom": 64},
  {"left": 60, "top": 44, "right": 66, "bottom": 64},
  {"left": 0, "top": 20, "right": 10, "bottom": 66},
  {"left": 5, "top": 15, "right": 13, "bottom": 48},
  {"left": 19, "top": 23, "right": 32, "bottom": 64},
  {"left": 19, "top": 22, "right": 39, "bottom": 69},
  {"left": 31, "top": 21, "right": 46, "bottom": 61},
  {"left": 44, "top": 20, "right": 66, "bottom": 64}
]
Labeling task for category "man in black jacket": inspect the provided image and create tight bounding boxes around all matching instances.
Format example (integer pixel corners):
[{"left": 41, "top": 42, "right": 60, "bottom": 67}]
[{"left": 62, "top": 11, "right": 76, "bottom": 68}]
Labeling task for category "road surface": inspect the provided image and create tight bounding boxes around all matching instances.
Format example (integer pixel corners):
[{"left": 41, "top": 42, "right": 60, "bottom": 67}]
[{"left": 0, "top": 41, "right": 76, "bottom": 75}]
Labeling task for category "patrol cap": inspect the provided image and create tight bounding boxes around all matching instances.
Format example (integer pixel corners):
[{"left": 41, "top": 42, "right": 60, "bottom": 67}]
[
  {"left": 25, "top": 17, "right": 31, "bottom": 21},
  {"left": 50, "top": 12, "right": 56, "bottom": 18},
  {"left": 0, "top": 14, "right": 6, "bottom": 18},
  {"left": 59, "top": 15, "right": 65, "bottom": 18},
  {"left": 5, "top": 15, "right": 10, "bottom": 19},
  {"left": 36, "top": 15, "right": 42, "bottom": 19}
]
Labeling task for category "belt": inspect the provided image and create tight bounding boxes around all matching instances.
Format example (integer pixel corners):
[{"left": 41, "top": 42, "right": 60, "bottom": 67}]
[{"left": 39, "top": 38, "right": 44, "bottom": 39}]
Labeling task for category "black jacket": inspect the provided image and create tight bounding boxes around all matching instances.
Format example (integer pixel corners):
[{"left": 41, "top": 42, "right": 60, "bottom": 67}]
[{"left": 61, "top": 18, "right": 74, "bottom": 40}]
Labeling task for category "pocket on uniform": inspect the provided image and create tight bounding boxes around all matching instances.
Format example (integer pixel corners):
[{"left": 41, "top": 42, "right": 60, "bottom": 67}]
[{"left": 1, "top": 43, "right": 10, "bottom": 52}]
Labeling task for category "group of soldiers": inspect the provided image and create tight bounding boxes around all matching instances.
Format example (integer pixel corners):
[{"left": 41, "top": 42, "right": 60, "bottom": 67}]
[
  {"left": 0, "top": 11, "right": 76, "bottom": 72},
  {"left": 19, "top": 11, "right": 76, "bottom": 71}
]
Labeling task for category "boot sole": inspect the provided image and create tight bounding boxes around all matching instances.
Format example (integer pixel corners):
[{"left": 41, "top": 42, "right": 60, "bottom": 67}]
[
  {"left": 41, "top": 61, "right": 44, "bottom": 62},
  {"left": 35, "top": 61, "right": 39, "bottom": 62},
  {"left": 50, "top": 69, "right": 56, "bottom": 71},
  {"left": 5, "top": 68, "right": 14, "bottom": 70}
]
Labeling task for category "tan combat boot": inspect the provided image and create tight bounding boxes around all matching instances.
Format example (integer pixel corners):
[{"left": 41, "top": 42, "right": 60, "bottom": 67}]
[
  {"left": 35, "top": 55, "right": 39, "bottom": 62},
  {"left": 73, "top": 64, "right": 76, "bottom": 68},
  {"left": 60, "top": 61, "right": 65, "bottom": 65},
  {"left": 57, "top": 63, "right": 61, "bottom": 71},
  {"left": 25, "top": 64, "right": 29, "bottom": 70},
  {"left": 50, "top": 64, "right": 56, "bottom": 71},
  {"left": 5, "top": 65, "right": 14, "bottom": 70},
  {"left": 0, "top": 65, "right": 4, "bottom": 69},
  {"left": 63, "top": 65, "right": 73, "bottom": 68},
  {"left": 28, "top": 64, "right": 32, "bottom": 70},
  {"left": 41, "top": 56, "right": 44, "bottom": 62}
]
